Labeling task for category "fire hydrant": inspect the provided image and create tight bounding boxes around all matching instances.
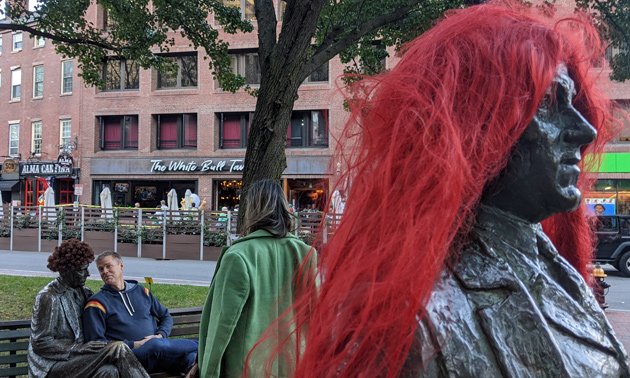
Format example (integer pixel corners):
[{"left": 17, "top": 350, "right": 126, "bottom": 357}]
[{"left": 591, "top": 264, "right": 611, "bottom": 310}]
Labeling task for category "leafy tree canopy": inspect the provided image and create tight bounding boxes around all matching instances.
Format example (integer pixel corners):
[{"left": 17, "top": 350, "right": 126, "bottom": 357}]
[
  {"left": 0, "top": 0, "right": 472, "bottom": 91},
  {"left": 1, "top": 0, "right": 627, "bottom": 90},
  {"left": 575, "top": 0, "right": 630, "bottom": 81}
]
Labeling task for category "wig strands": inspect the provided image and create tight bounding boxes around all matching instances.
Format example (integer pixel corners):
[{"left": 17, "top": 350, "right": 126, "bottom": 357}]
[{"left": 250, "top": 3, "right": 615, "bottom": 377}]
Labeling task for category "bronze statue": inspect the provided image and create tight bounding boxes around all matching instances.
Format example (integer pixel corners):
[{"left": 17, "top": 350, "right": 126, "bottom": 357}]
[
  {"left": 275, "top": 4, "right": 630, "bottom": 377},
  {"left": 28, "top": 238, "right": 149, "bottom": 378},
  {"left": 408, "top": 69, "right": 629, "bottom": 377}
]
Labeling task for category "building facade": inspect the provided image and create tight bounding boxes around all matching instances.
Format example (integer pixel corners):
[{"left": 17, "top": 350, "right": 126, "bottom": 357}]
[
  {"left": 0, "top": 19, "right": 81, "bottom": 207},
  {"left": 1, "top": 1, "right": 628, "bottom": 213},
  {"left": 0, "top": 1, "right": 351, "bottom": 211}
]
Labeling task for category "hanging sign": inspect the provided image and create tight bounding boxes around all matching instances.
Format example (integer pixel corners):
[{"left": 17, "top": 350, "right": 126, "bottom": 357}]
[
  {"left": 20, "top": 162, "right": 72, "bottom": 176},
  {"left": 149, "top": 159, "right": 245, "bottom": 173},
  {"left": 1, "top": 159, "right": 18, "bottom": 174}
]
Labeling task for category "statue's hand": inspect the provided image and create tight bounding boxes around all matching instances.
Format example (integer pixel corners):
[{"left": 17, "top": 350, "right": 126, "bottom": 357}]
[{"left": 76, "top": 341, "right": 108, "bottom": 354}]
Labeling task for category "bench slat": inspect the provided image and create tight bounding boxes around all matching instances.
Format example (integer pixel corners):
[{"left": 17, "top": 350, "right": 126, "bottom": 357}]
[
  {"left": 170, "top": 326, "right": 199, "bottom": 337},
  {"left": 170, "top": 314, "right": 201, "bottom": 324},
  {"left": 0, "top": 320, "right": 30, "bottom": 329},
  {"left": 0, "top": 352, "right": 28, "bottom": 365},
  {"left": 0, "top": 329, "right": 31, "bottom": 341},
  {"left": 0, "top": 341, "right": 29, "bottom": 352},
  {"left": 0, "top": 307, "right": 202, "bottom": 378},
  {"left": 0, "top": 366, "right": 29, "bottom": 377}
]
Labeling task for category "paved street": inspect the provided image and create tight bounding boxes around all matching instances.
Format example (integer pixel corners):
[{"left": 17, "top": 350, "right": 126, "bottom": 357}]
[
  {"left": 0, "top": 250, "right": 216, "bottom": 286},
  {"left": 2, "top": 249, "right": 630, "bottom": 353},
  {"left": 602, "top": 264, "right": 630, "bottom": 311}
]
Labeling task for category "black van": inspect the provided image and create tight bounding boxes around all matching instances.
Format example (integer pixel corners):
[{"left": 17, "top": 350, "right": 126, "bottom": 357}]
[{"left": 594, "top": 215, "right": 630, "bottom": 276}]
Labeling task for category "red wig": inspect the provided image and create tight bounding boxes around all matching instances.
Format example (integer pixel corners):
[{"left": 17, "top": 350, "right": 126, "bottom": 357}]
[{"left": 258, "top": 3, "right": 614, "bottom": 377}]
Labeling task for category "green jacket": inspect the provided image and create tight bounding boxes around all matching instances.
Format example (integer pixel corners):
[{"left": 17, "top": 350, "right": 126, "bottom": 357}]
[{"left": 198, "top": 229, "right": 315, "bottom": 378}]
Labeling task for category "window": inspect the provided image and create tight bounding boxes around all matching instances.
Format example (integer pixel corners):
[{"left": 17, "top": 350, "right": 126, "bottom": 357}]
[
  {"left": 31, "top": 121, "right": 42, "bottom": 156},
  {"left": 287, "top": 110, "right": 329, "bottom": 148},
  {"left": 218, "top": 110, "right": 329, "bottom": 149},
  {"left": 304, "top": 62, "right": 329, "bottom": 83},
  {"left": 230, "top": 51, "right": 260, "bottom": 85},
  {"left": 102, "top": 6, "right": 116, "bottom": 30},
  {"left": 9, "top": 123, "right": 19, "bottom": 156},
  {"left": 33, "top": 65, "right": 44, "bottom": 98},
  {"left": 99, "top": 115, "right": 138, "bottom": 150},
  {"left": 218, "top": 112, "right": 251, "bottom": 149},
  {"left": 157, "top": 53, "right": 198, "bottom": 89},
  {"left": 33, "top": 35, "right": 45, "bottom": 48},
  {"left": 102, "top": 58, "right": 139, "bottom": 91},
  {"left": 222, "top": 0, "right": 255, "bottom": 20},
  {"left": 11, "top": 68, "right": 21, "bottom": 100},
  {"left": 0, "top": 35, "right": 3, "bottom": 54},
  {"left": 61, "top": 60, "right": 73, "bottom": 94},
  {"left": 60, "top": 119, "right": 72, "bottom": 148},
  {"left": 12, "top": 32, "right": 22, "bottom": 51},
  {"left": 155, "top": 113, "right": 197, "bottom": 149},
  {"left": 57, "top": 178, "right": 74, "bottom": 204}
]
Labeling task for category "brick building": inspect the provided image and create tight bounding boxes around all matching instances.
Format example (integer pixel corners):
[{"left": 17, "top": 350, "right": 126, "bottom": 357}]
[
  {"left": 0, "top": 2, "right": 352, "bottom": 211},
  {"left": 1, "top": 2, "right": 629, "bottom": 213}
]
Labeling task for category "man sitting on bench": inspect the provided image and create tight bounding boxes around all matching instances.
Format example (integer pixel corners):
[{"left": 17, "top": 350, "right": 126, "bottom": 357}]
[
  {"left": 28, "top": 239, "right": 149, "bottom": 378},
  {"left": 82, "top": 251, "right": 198, "bottom": 375}
]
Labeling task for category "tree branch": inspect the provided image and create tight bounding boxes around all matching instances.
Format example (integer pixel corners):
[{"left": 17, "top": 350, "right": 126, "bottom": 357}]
[
  {"left": 0, "top": 22, "right": 120, "bottom": 51},
  {"left": 305, "top": 2, "right": 418, "bottom": 76},
  {"left": 594, "top": 0, "right": 630, "bottom": 47},
  {"left": 254, "top": 0, "right": 277, "bottom": 71}
]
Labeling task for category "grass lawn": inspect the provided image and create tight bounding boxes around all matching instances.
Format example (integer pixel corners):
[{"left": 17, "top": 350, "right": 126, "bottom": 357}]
[{"left": 0, "top": 275, "right": 209, "bottom": 320}]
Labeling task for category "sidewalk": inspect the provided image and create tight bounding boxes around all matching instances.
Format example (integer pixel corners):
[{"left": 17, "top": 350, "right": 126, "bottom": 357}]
[
  {"left": 0, "top": 250, "right": 216, "bottom": 286},
  {"left": 3, "top": 249, "right": 630, "bottom": 356},
  {"left": 607, "top": 310, "right": 630, "bottom": 354}
]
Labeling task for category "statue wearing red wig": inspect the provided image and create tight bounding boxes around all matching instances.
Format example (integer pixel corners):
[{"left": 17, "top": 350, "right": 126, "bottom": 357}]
[{"left": 251, "top": 3, "right": 630, "bottom": 377}]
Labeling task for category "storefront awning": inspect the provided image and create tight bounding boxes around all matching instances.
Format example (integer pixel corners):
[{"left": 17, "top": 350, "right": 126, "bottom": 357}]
[{"left": 0, "top": 180, "right": 19, "bottom": 191}]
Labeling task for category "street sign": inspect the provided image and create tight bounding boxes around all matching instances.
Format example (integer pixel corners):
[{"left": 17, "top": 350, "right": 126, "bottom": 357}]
[{"left": 74, "top": 184, "right": 83, "bottom": 196}]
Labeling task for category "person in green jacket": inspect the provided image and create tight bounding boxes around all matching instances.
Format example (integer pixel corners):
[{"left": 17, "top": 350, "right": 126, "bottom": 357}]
[{"left": 198, "top": 179, "right": 317, "bottom": 377}]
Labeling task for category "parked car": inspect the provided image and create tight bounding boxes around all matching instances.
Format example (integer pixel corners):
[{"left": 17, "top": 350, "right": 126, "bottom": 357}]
[{"left": 594, "top": 215, "right": 630, "bottom": 276}]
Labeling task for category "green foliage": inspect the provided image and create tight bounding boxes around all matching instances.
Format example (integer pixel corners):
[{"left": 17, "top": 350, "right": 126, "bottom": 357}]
[
  {"left": 117, "top": 225, "right": 143, "bottom": 244},
  {"left": 320, "top": 0, "right": 466, "bottom": 78},
  {"left": 203, "top": 230, "right": 227, "bottom": 247},
  {"left": 13, "top": 213, "right": 35, "bottom": 230},
  {"left": 0, "top": 275, "right": 208, "bottom": 320},
  {"left": 575, "top": 0, "right": 630, "bottom": 81},
  {"left": 2, "top": 0, "right": 252, "bottom": 91}
]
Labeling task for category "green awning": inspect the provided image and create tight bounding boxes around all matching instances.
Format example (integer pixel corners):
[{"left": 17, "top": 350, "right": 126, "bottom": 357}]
[{"left": 586, "top": 153, "right": 630, "bottom": 173}]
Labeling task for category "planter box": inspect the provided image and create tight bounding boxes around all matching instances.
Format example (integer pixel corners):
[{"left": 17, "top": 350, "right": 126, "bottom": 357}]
[
  {"left": 203, "top": 246, "right": 225, "bottom": 261},
  {"left": 0, "top": 237, "right": 9, "bottom": 250},
  {"left": 11, "top": 228, "right": 38, "bottom": 251},
  {"left": 40, "top": 238, "right": 59, "bottom": 253},
  {"left": 167, "top": 234, "right": 201, "bottom": 260},
  {"left": 116, "top": 242, "right": 138, "bottom": 258},
  {"left": 84, "top": 231, "right": 116, "bottom": 253},
  {"left": 140, "top": 243, "right": 164, "bottom": 259}
]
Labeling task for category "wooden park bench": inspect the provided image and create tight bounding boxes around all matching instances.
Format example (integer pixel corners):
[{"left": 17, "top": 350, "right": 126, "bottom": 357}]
[{"left": 0, "top": 307, "right": 202, "bottom": 378}]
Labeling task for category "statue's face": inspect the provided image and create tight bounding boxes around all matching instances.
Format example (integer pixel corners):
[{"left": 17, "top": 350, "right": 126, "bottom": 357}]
[
  {"left": 484, "top": 64, "right": 597, "bottom": 222},
  {"left": 59, "top": 264, "right": 90, "bottom": 288}
]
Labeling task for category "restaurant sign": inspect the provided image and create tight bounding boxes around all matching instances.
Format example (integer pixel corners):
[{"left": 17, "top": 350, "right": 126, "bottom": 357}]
[
  {"left": 21, "top": 162, "right": 73, "bottom": 176},
  {"left": 149, "top": 159, "right": 244, "bottom": 173}
]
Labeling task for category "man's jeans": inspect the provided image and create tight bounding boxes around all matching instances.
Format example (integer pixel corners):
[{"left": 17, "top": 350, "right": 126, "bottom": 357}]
[{"left": 133, "top": 338, "right": 198, "bottom": 374}]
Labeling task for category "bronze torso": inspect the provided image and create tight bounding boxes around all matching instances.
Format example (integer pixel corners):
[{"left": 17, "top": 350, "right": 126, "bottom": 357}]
[
  {"left": 405, "top": 206, "right": 630, "bottom": 377},
  {"left": 28, "top": 278, "right": 91, "bottom": 377}
]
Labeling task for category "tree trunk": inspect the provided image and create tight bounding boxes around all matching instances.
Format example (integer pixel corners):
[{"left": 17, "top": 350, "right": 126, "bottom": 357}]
[
  {"left": 237, "top": 65, "right": 304, "bottom": 233},
  {"left": 237, "top": 0, "right": 326, "bottom": 233}
]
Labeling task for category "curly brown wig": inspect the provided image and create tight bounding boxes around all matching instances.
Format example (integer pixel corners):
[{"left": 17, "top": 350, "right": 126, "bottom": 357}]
[{"left": 47, "top": 238, "right": 95, "bottom": 273}]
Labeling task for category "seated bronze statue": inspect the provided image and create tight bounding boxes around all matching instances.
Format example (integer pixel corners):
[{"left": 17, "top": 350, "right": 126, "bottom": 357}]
[
  {"left": 263, "top": 4, "right": 630, "bottom": 377},
  {"left": 28, "top": 238, "right": 149, "bottom": 378}
]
